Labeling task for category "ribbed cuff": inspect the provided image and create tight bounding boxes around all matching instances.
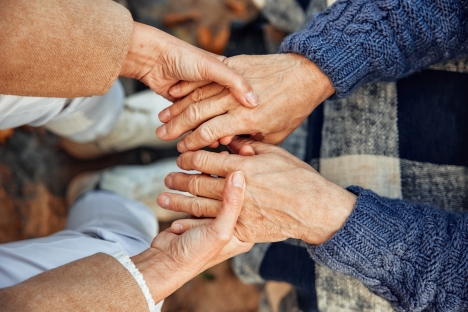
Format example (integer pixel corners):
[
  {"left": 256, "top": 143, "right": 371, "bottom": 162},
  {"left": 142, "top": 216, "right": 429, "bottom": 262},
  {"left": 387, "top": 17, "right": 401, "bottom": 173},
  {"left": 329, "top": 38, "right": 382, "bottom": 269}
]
[
  {"left": 307, "top": 186, "right": 409, "bottom": 284},
  {"left": 306, "top": 186, "right": 468, "bottom": 310},
  {"left": 112, "top": 251, "right": 160, "bottom": 312},
  {"left": 279, "top": 0, "right": 402, "bottom": 99}
]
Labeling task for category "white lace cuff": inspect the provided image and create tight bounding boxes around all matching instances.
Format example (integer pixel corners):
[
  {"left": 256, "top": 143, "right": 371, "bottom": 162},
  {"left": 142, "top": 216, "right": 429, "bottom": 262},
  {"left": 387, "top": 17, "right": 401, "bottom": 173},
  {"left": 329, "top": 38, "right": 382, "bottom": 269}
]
[{"left": 112, "top": 250, "right": 162, "bottom": 312}]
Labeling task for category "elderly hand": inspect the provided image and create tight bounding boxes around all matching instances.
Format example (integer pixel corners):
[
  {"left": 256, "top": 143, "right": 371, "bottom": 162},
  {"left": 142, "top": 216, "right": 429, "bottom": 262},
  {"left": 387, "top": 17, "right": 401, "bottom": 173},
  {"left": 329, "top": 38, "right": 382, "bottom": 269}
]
[
  {"left": 131, "top": 171, "right": 252, "bottom": 304},
  {"left": 119, "top": 22, "right": 258, "bottom": 108},
  {"left": 157, "top": 138, "right": 356, "bottom": 245},
  {"left": 156, "top": 54, "right": 335, "bottom": 152}
]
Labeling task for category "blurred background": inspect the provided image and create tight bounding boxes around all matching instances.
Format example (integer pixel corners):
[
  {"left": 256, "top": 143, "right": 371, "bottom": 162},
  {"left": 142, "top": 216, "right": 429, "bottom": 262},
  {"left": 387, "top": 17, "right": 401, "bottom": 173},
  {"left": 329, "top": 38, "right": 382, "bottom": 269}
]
[{"left": 0, "top": 1, "right": 311, "bottom": 310}]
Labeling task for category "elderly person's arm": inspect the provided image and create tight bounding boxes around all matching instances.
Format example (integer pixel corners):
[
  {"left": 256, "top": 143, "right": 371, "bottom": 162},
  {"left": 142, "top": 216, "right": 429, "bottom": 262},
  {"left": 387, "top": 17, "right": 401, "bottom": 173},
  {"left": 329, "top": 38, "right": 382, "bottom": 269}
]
[
  {"left": 0, "top": 0, "right": 257, "bottom": 107},
  {"left": 162, "top": 138, "right": 468, "bottom": 311},
  {"left": 157, "top": 0, "right": 468, "bottom": 151},
  {"left": 280, "top": 0, "right": 468, "bottom": 98},
  {"left": 0, "top": 172, "right": 251, "bottom": 311}
]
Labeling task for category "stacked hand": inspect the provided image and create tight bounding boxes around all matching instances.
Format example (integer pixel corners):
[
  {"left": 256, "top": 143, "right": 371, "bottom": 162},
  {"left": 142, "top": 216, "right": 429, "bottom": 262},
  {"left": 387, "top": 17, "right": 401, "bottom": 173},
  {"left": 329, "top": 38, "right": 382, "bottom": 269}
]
[
  {"left": 156, "top": 53, "right": 335, "bottom": 152},
  {"left": 157, "top": 138, "right": 356, "bottom": 246},
  {"left": 132, "top": 171, "right": 252, "bottom": 303},
  {"left": 131, "top": 45, "right": 348, "bottom": 304},
  {"left": 120, "top": 22, "right": 259, "bottom": 107}
]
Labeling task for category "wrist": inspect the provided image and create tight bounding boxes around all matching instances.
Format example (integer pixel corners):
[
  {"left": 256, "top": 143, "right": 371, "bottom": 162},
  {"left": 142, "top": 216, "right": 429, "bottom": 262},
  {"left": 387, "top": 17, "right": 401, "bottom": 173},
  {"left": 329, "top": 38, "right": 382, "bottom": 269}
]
[
  {"left": 297, "top": 53, "right": 335, "bottom": 101},
  {"left": 287, "top": 53, "right": 335, "bottom": 101},
  {"left": 131, "top": 248, "right": 181, "bottom": 303},
  {"left": 120, "top": 22, "right": 164, "bottom": 80},
  {"left": 298, "top": 178, "right": 356, "bottom": 245}
]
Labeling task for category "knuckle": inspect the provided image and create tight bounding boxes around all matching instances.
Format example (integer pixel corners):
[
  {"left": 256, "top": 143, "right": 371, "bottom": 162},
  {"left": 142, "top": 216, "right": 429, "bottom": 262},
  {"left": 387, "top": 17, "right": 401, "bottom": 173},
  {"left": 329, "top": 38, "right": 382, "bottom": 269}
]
[
  {"left": 187, "top": 175, "right": 200, "bottom": 196},
  {"left": 198, "top": 124, "right": 215, "bottom": 144},
  {"left": 191, "top": 88, "right": 203, "bottom": 103},
  {"left": 185, "top": 104, "right": 200, "bottom": 124},
  {"left": 191, "top": 198, "right": 204, "bottom": 217},
  {"left": 196, "top": 58, "right": 210, "bottom": 79},
  {"left": 192, "top": 150, "right": 208, "bottom": 168}
]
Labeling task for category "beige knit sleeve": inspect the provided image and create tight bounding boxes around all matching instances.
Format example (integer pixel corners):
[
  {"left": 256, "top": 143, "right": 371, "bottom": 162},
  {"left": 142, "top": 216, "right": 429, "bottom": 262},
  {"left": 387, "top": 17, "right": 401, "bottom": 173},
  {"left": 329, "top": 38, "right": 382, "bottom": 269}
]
[{"left": 0, "top": 0, "right": 134, "bottom": 97}]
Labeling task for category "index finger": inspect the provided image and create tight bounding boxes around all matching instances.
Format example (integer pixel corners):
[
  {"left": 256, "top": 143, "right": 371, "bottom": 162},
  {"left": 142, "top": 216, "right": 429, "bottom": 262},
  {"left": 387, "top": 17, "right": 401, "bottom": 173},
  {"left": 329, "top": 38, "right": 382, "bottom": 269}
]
[
  {"left": 193, "top": 56, "right": 259, "bottom": 108},
  {"left": 177, "top": 150, "right": 241, "bottom": 177},
  {"left": 177, "top": 113, "right": 249, "bottom": 152},
  {"left": 158, "top": 90, "right": 233, "bottom": 141}
]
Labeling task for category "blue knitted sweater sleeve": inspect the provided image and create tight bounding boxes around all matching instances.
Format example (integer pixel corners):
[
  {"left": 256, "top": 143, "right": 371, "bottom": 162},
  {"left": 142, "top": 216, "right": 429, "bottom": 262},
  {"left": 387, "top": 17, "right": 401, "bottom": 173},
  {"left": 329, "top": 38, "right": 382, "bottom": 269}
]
[
  {"left": 279, "top": 0, "right": 468, "bottom": 98},
  {"left": 309, "top": 186, "right": 468, "bottom": 311}
]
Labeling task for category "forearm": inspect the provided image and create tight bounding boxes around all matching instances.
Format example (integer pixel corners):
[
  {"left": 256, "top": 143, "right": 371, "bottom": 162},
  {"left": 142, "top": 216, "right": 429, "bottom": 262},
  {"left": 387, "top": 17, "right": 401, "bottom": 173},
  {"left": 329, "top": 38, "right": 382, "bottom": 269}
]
[
  {"left": 309, "top": 186, "right": 468, "bottom": 311},
  {"left": 0, "top": 0, "right": 133, "bottom": 98},
  {"left": 280, "top": 0, "right": 468, "bottom": 98},
  {"left": 0, "top": 253, "right": 149, "bottom": 312}
]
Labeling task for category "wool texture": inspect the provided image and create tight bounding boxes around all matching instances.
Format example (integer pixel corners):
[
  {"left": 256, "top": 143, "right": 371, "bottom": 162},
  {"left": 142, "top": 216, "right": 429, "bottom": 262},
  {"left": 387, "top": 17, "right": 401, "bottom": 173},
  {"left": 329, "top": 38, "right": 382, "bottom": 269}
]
[{"left": 280, "top": 0, "right": 468, "bottom": 98}]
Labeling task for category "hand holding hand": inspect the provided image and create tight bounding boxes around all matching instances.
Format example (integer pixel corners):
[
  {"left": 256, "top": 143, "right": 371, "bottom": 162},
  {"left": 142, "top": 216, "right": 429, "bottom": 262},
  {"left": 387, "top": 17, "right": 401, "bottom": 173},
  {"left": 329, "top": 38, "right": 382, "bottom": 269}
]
[
  {"left": 157, "top": 138, "right": 356, "bottom": 245},
  {"left": 131, "top": 171, "right": 252, "bottom": 303},
  {"left": 156, "top": 54, "right": 335, "bottom": 152},
  {"left": 120, "top": 22, "right": 258, "bottom": 107}
]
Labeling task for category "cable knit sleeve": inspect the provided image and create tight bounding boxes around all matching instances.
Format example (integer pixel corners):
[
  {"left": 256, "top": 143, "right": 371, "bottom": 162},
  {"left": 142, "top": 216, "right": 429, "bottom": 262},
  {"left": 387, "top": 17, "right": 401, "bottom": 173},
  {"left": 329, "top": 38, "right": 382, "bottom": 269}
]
[
  {"left": 309, "top": 186, "right": 468, "bottom": 311},
  {"left": 280, "top": 0, "right": 468, "bottom": 98}
]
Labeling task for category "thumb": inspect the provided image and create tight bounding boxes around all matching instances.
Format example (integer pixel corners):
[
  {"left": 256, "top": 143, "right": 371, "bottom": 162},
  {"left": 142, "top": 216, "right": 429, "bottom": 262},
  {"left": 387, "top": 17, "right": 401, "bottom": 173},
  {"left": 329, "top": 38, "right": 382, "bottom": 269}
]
[
  {"left": 228, "top": 137, "right": 278, "bottom": 155},
  {"left": 171, "top": 218, "right": 212, "bottom": 234},
  {"left": 208, "top": 171, "right": 245, "bottom": 241}
]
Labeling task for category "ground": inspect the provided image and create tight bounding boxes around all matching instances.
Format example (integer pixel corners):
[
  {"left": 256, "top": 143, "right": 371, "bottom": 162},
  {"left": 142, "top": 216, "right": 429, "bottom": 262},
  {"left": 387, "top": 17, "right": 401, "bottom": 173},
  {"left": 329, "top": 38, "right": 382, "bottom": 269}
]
[{"left": 0, "top": 0, "right": 269, "bottom": 310}]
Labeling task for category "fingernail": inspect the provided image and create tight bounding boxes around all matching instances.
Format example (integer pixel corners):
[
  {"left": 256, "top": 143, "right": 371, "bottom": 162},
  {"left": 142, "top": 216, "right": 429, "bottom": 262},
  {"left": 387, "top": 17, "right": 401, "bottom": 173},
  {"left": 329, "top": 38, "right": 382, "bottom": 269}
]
[
  {"left": 232, "top": 171, "right": 244, "bottom": 187},
  {"left": 170, "top": 84, "right": 180, "bottom": 96},
  {"left": 172, "top": 223, "right": 183, "bottom": 233},
  {"left": 165, "top": 175, "right": 173, "bottom": 188},
  {"left": 157, "top": 124, "right": 167, "bottom": 138},
  {"left": 178, "top": 141, "right": 187, "bottom": 153},
  {"left": 246, "top": 91, "right": 259, "bottom": 107},
  {"left": 160, "top": 109, "right": 171, "bottom": 122},
  {"left": 159, "top": 194, "right": 170, "bottom": 207}
]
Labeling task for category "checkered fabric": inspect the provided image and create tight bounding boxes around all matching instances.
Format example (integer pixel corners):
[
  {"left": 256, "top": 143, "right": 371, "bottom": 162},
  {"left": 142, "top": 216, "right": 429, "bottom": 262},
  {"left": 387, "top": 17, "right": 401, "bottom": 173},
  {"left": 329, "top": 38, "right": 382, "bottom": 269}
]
[{"left": 232, "top": 56, "right": 468, "bottom": 311}]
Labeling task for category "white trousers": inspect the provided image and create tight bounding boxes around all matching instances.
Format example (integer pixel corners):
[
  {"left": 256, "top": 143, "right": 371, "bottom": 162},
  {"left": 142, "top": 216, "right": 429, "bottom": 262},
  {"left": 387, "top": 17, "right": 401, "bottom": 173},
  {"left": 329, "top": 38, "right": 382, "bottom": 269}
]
[
  {"left": 0, "top": 80, "right": 125, "bottom": 142},
  {"left": 0, "top": 81, "right": 157, "bottom": 288}
]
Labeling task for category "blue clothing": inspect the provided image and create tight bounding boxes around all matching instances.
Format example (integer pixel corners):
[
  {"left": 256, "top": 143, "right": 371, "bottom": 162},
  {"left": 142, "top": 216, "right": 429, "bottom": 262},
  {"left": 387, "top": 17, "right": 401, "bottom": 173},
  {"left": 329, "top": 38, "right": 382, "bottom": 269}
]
[
  {"left": 251, "top": 67, "right": 468, "bottom": 312},
  {"left": 312, "top": 186, "right": 468, "bottom": 311},
  {"left": 280, "top": 0, "right": 468, "bottom": 98},
  {"left": 233, "top": 1, "right": 468, "bottom": 310},
  {"left": 268, "top": 0, "right": 468, "bottom": 310}
]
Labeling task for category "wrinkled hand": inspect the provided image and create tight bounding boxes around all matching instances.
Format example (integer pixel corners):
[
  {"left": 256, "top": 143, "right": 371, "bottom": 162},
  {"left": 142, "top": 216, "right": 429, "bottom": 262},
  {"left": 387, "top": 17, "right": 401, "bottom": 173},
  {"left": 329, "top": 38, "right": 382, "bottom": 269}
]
[
  {"left": 156, "top": 54, "right": 335, "bottom": 152},
  {"left": 120, "top": 22, "right": 258, "bottom": 107},
  {"left": 131, "top": 171, "right": 252, "bottom": 304},
  {"left": 157, "top": 138, "right": 356, "bottom": 245}
]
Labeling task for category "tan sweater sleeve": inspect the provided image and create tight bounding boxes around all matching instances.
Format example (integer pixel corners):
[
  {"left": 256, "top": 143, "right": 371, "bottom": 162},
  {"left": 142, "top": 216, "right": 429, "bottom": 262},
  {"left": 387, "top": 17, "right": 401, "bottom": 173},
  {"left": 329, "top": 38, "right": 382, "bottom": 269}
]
[
  {"left": 0, "top": 0, "right": 133, "bottom": 97},
  {"left": 0, "top": 253, "right": 149, "bottom": 312}
]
